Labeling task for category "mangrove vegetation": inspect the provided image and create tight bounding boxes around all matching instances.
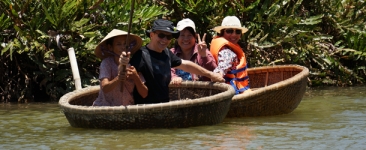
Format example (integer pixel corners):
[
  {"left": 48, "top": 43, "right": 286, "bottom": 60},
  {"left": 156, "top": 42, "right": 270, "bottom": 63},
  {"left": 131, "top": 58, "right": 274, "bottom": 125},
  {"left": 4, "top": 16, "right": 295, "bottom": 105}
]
[{"left": 1, "top": 0, "right": 365, "bottom": 102}]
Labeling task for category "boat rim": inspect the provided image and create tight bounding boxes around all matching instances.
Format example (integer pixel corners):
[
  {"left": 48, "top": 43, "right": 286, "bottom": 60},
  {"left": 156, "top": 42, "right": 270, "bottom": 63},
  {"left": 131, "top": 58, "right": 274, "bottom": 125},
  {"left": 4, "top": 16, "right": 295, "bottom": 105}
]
[
  {"left": 59, "top": 81, "right": 235, "bottom": 114},
  {"left": 232, "top": 64, "right": 309, "bottom": 100}
]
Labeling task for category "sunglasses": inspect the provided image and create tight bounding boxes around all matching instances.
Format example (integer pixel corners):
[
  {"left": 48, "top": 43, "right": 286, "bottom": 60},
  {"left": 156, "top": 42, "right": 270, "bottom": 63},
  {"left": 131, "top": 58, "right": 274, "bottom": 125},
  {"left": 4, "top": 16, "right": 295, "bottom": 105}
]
[
  {"left": 225, "top": 29, "right": 242, "bottom": 35},
  {"left": 155, "top": 32, "right": 173, "bottom": 40}
]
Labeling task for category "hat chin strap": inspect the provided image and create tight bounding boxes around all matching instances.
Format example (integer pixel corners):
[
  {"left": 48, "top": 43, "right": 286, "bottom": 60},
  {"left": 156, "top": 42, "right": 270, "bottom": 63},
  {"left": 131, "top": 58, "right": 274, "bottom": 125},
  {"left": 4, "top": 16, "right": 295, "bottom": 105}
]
[
  {"left": 101, "top": 41, "right": 137, "bottom": 58},
  {"left": 101, "top": 49, "right": 120, "bottom": 58}
]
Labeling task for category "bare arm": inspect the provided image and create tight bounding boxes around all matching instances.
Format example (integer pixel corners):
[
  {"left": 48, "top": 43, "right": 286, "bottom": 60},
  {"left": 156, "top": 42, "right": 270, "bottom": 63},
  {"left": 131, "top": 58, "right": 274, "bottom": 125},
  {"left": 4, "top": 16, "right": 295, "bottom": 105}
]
[
  {"left": 100, "top": 76, "right": 121, "bottom": 93},
  {"left": 175, "top": 60, "right": 224, "bottom": 82},
  {"left": 132, "top": 75, "right": 148, "bottom": 98},
  {"left": 127, "top": 66, "right": 148, "bottom": 98}
]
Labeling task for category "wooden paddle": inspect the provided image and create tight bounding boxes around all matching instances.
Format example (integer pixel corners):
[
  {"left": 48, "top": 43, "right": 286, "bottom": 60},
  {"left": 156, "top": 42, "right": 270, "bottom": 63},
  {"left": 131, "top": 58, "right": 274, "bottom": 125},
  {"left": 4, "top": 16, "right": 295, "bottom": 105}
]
[{"left": 120, "top": 0, "right": 135, "bottom": 92}]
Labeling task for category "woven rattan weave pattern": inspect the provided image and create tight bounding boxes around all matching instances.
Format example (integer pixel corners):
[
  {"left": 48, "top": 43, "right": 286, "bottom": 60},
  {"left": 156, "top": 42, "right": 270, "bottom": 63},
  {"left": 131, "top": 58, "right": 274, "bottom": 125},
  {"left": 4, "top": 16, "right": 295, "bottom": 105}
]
[
  {"left": 226, "top": 65, "right": 309, "bottom": 117},
  {"left": 59, "top": 65, "right": 309, "bottom": 129},
  {"left": 59, "top": 81, "right": 235, "bottom": 130}
]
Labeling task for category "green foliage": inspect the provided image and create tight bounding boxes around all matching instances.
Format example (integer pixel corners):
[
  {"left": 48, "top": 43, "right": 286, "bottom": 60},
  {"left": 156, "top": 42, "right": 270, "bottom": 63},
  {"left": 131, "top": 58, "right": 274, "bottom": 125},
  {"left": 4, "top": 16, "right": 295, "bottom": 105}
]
[
  {"left": 162, "top": 0, "right": 366, "bottom": 86},
  {"left": 0, "top": 13, "right": 11, "bottom": 30},
  {"left": 1, "top": 0, "right": 366, "bottom": 102},
  {"left": 0, "top": 0, "right": 167, "bottom": 102},
  {"left": 41, "top": 0, "right": 79, "bottom": 29}
]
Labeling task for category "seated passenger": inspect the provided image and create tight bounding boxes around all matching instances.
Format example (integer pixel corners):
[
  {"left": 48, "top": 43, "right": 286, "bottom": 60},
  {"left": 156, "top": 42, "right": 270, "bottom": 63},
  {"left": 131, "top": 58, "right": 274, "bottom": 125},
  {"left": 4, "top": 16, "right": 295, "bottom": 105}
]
[
  {"left": 92, "top": 29, "right": 148, "bottom": 106},
  {"left": 170, "top": 18, "right": 217, "bottom": 84},
  {"left": 211, "top": 16, "right": 251, "bottom": 94},
  {"left": 129, "top": 19, "right": 225, "bottom": 104}
]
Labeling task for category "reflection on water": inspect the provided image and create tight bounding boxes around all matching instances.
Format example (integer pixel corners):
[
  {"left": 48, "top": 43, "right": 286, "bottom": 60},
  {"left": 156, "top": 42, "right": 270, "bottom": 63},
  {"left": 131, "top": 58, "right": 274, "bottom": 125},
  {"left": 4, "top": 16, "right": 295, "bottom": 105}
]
[{"left": 1, "top": 86, "right": 366, "bottom": 149}]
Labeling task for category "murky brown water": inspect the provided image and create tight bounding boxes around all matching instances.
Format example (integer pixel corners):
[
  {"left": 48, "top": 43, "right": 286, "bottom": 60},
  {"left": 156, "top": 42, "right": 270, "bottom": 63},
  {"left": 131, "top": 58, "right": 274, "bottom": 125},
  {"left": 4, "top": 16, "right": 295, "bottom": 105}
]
[{"left": 1, "top": 86, "right": 366, "bottom": 149}]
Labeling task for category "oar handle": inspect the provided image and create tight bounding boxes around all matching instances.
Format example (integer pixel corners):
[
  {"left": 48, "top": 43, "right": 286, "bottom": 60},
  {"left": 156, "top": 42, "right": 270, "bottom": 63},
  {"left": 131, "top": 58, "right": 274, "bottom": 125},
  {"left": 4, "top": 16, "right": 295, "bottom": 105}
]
[
  {"left": 118, "top": 57, "right": 129, "bottom": 92},
  {"left": 120, "top": 0, "right": 135, "bottom": 92}
]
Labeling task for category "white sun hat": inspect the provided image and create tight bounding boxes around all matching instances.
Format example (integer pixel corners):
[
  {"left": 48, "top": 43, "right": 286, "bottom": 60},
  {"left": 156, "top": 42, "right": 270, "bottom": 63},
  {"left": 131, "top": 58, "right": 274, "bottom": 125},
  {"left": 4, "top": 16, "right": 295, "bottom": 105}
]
[
  {"left": 95, "top": 29, "right": 142, "bottom": 59},
  {"left": 212, "top": 16, "right": 248, "bottom": 34},
  {"left": 176, "top": 18, "right": 196, "bottom": 32}
]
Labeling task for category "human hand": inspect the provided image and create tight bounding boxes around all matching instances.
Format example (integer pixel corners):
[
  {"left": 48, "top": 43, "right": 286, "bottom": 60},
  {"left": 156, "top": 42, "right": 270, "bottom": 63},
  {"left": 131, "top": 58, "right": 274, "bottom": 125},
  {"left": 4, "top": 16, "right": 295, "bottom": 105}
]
[
  {"left": 126, "top": 65, "right": 139, "bottom": 81},
  {"left": 119, "top": 51, "right": 130, "bottom": 65},
  {"left": 197, "top": 33, "right": 207, "bottom": 57},
  {"left": 118, "top": 52, "right": 130, "bottom": 82},
  {"left": 210, "top": 72, "right": 225, "bottom": 82},
  {"left": 170, "top": 77, "right": 183, "bottom": 85}
]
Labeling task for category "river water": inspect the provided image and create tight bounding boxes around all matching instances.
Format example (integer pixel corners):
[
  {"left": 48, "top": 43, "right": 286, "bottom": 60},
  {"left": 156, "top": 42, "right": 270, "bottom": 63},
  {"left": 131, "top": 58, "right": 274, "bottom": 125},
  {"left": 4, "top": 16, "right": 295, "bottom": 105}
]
[{"left": 1, "top": 86, "right": 366, "bottom": 149}]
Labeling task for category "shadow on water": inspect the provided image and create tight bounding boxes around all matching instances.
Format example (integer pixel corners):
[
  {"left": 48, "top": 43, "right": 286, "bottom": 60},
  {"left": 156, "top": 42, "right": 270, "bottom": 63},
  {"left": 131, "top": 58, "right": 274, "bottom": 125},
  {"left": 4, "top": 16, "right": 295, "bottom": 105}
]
[{"left": 1, "top": 86, "right": 366, "bottom": 149}]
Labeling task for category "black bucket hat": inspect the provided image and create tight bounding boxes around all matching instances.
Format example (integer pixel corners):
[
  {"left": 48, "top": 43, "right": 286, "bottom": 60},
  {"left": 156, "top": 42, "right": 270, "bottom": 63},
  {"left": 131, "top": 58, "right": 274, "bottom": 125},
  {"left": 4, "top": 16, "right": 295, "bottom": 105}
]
[{"left": 145, "top": 19, "right": 179, "bottom": 38}]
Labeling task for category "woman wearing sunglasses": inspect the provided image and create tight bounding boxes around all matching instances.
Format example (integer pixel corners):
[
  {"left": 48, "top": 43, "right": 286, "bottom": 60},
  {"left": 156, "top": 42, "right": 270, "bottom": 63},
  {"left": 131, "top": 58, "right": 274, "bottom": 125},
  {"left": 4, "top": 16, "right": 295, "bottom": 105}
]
[
  {"left": 211, "top": 16, "right": 251, "bottom": 95},
  {"left": 129, "top": 19, "right": 225, "bottom": 104},
  {"left": 170, "top": 18, "right": 217, "bottom": 84}
]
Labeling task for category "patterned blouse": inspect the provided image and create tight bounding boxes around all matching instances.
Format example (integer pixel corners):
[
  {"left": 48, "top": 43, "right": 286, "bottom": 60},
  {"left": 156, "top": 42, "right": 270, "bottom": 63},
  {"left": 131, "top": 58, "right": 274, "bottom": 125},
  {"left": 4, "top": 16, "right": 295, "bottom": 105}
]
[
  {"left": 175, "top": 69, "right": 193, "bottom": 81},
  {"left": 213, "top": 46, "right": 238, "bottom": 75}
]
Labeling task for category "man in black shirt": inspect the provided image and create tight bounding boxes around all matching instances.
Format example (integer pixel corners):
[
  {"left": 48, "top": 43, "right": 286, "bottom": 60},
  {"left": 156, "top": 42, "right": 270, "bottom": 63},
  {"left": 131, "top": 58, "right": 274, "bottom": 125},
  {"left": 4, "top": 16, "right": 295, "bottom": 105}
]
[{"left": 130, "top": 19, "right": 224, "bottom": 104}]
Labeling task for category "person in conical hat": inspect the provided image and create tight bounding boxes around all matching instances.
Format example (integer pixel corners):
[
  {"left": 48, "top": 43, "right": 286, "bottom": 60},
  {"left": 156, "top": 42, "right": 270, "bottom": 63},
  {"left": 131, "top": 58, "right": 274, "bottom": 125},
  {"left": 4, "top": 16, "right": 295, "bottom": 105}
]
[
  {"left": 94, "top": 29, "right": 143, "bottom": 59},
  {"left": 211, "top": 16, "right": 251, "bottom": 94},
  {"left": 92, "top": 29, "right": 148, "bottom": 106}
]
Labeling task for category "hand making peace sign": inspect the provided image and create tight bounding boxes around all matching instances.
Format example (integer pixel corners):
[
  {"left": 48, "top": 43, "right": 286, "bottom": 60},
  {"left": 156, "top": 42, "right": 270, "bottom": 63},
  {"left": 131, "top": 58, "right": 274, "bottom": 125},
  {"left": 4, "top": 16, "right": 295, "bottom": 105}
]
[{"left": 197, "top": 33, "right": 207, "bottom": 57}]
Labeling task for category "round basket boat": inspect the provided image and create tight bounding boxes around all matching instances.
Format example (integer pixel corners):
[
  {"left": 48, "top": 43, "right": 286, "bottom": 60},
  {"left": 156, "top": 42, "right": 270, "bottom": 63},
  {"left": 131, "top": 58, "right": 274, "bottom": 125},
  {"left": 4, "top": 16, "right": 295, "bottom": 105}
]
[
  {"left": 59, "top": 81, "right": 235, "bottom": 130},
  {"left": 226, "top": 65, "right": 309, "bottom": 117}
]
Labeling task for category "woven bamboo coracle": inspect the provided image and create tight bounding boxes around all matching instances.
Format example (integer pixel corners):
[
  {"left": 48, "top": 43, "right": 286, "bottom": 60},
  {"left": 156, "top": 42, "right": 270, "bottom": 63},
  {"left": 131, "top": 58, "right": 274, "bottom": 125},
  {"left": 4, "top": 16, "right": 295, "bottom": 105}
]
[
  {"left": 226, "top": 65, "right": 309, "bottom": 117},
  {"left": 59, "top": 81, "right": 235, "bottom": 130}
]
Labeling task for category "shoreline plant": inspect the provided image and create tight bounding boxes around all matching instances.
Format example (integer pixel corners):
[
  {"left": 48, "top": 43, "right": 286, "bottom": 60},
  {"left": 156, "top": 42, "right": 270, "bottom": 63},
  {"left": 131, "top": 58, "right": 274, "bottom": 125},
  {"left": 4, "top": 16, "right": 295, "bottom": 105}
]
[{"left": 1, "top": 0, "right": 365, "bottom": 102}]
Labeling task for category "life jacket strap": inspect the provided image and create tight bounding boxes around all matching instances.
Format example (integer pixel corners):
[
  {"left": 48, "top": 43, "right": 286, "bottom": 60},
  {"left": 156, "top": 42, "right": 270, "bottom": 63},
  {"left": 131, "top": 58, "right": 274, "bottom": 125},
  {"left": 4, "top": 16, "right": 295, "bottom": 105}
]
[
  {"left": 236, "top": 85, "right": 250, "bottom": 94},
  {"left": 225, "top": 75, "right": 249, "bottom": 83},
  {"left": 229, "top": 77, "right": 250, "bottom": 95},
  {"left": 101, "top": 41, "right": 137, "bottom": 57},
  {"left": 227, "top": 65, "right": 247, "bottom": 74}
]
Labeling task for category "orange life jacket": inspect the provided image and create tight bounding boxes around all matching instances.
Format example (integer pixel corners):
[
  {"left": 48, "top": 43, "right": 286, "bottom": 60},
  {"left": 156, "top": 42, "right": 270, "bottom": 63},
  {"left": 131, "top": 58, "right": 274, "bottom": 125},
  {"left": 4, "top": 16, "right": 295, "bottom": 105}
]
[{"left": 211, "top": 37, "right": 249, "bottom": 94}]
